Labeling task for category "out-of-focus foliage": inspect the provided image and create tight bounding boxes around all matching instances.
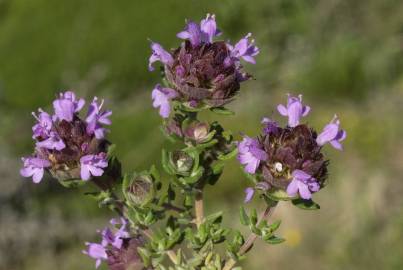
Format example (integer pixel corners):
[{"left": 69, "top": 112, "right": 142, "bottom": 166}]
[{"left": 0, "top": 0, "right": 402, "bottom": 269}]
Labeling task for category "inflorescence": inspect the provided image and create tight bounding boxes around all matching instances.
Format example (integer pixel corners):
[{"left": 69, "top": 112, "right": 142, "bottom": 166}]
[{"left": 19, "top": 13, "right": 346, "bottom": 270}]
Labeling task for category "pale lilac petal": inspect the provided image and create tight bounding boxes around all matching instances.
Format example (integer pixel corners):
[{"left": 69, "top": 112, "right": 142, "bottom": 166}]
[
  {"left": 244, "top": 158, "right": 259, "bottom": 174},
  {"left": 80, "top": 166, "right": 91, "bottom": 181},
  {"left": 277, "top": 104, "right": 288, "bottom": 116},
  {"left": 302, "top": 105, "right": 311, "bottom": 116},
  {"left": 292, "top": 169, "right": 312, "bottom": 181},
  {"left": 200, "top": 14, "right": 220, "bottom": 42},
  {"left": 177, "top": 31, "right": 190, "bottom": 39},
  {"left": 32, "top": 169, "right": 44, "bottom": 183},
  {"left": 298, "top": 182, "right": 312, "bottom": 200},
  {"left": 316, "top": 124, "right": 339, "bottom": 146},
  {"left": 330, "top": 140, "right": 343, "bottom": 150},
  {"left": 244, "top": 187, "right": 255, "bottom": 203},
  {"left": 149, "top": 42, "right": 174, "bottom": 71},
  {"left": 286, "top": 179, "right": 299, "bottom": 197},
  {"left": 89, "top": 166, "right": 104, "bottom": 177},
  {"left": 287, "top": 101, "right": 303, "bottom": 127}
]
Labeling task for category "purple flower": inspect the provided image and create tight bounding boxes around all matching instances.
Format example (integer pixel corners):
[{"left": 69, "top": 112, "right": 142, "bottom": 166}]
[
  {"left": 85, "top": 97, "right": 112, "bottom": 139},
  {"left": 228, "top": 33, "right": 260, "bottom": 64},
  {"left": 148, "top": 42, "right": 174, "bottom": 71},
  {"left": 83, "top": 242, "right": 108, "bottom": 269},
  {"left": 200, "top": 13, "right": 221, "bottom": 43},
  {"left": 80, "top": 153, "right": 108, "bottom": 181},
  {"left": 177, "top": 14, "right": 221, "bottom": 46},
  {"left": 53, "top": 91, "right": 85, "bottom": 122},
  {"left": 261, "top": 117, "right": 279, "bottom": 135},
  {"left": 177, "top": 21, "right": 203, "bottom": 46},
  {"left": 102, "top": 218, "right": 130, "bottom": 249},
  {"left": 316, "top": 115, "right": 346, "bottom": 150},
  {"left": 36, "top": 131, "right": 66, "bottom": 151},
  {"left": 151, "top": 84, "right": 178, "bottom": 118},
  {"left": 244, "top": 187, "right": 255, "bottom": 203},
  {"left": 286, "top": 170, "right": 320, "bottom": 200},
  {"left": 20, "top": 157, "right": 51, "bottom": 183},
  {"left": 277, "top": 94, "right": 310, "bottom": 127},
  {"left": 237, "top": 136, "right": 268, "bottom": 174},
  {"left": 32, "top": 109, "right": 53, "bottom": 139}
]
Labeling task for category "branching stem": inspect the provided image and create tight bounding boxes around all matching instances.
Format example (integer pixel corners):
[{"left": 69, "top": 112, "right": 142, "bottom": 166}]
[{"left": 222, "top": 204, "right": 277, "bottom": 270}]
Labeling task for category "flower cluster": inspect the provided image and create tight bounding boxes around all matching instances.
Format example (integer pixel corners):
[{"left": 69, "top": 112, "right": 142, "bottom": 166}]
[
  {"left": 84, "top": 218, "right": 143, "bottom": 269},
  {"left": 149, "top": 14, "right": 259, "bottom": 118},
  {"left": 239, "top": 94, "right": 346, "bottom": 201},
  {"left": 20, "top": 91, "right": 112, "bottom": 183}
]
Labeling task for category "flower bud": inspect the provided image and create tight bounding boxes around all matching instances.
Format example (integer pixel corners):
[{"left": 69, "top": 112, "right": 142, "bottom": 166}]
[
  {"left": 184, "top": 122, "right": 212, "bottom": 143},
  {"left": 171, "top": 150, "right": 194, "bottom": 175},
  {"left": 124, "top": 174, "right": 155, "bottom": 207}
]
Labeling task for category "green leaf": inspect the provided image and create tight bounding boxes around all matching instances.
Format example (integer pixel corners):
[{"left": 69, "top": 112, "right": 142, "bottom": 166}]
[
  {"left": 205, "top": 211, "right": 223, "bottom": 224},
  {"left": 239, "top": 207, "right": 250, "bottom": 226},
  {"left": 217, "top": 147, "right": 238, "bottom": 161},
  {"left": 292, "top": 199, "right": 321, "bottom": 210},
  {"left": 268, "top": 220, "right": 281, "bottom": 232},
  {"left": 161, "top": 149, "right": 175, "bottom": 175},
  {"left": 137, "top": 247, "right": 151, "bottom": 267},
  {"left": 264, "top": 235, "right": 285, "bottom": 245},
  {"left": 106, "top": 144, "right": 117, "bottom": 158}
]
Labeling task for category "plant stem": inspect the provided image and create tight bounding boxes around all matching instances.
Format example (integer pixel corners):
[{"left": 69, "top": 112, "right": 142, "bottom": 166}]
[
  {"left": 195, "top": 191, "right": 204, "bottom": 228},
  {"left": 222, "top": 204, "right": 277, "bottom": 270}
]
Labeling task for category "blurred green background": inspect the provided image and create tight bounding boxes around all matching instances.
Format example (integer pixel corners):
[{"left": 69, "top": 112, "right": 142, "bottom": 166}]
[{"left": 1, "top": 0, "right": 402, "bottom": 269}]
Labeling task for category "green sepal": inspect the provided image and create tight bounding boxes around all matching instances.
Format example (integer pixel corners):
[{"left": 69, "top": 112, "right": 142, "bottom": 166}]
[{"left": 266, "top": 189, "right": 295, "bottom": 201}]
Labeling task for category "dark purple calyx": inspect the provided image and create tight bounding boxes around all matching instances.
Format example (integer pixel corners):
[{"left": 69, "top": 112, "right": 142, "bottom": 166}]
[{"left": 165, "top": 40, "right": 249, "bottom": 107}]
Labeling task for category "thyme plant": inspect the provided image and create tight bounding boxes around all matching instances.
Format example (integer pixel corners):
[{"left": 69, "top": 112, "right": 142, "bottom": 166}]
[{"left": 20, "top": 14, "right": 346, "bottom": 270}]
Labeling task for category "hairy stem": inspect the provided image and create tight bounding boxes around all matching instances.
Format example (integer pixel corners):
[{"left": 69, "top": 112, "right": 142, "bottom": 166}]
[
  {"left": 222, "top": 204, "right": 277, "bottom": 270},
  {"left": 195, "top": 191, "right": 204, "bottom": 228}
]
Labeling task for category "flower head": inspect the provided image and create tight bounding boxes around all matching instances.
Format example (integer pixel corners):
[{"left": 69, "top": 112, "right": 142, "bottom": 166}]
[
  {"left": 21, "top": 91, "right": 113, "bottom": 183},
  {"left": 228, "top": 33, "right": 260, "bottom": 64},
  {"left": 20, "top": 157, "right": 51, "bottom": 183},
  {"left": 80, "top": 153, "right": 108, "bottom": 181},
  {"left": 277, "top": 94, "right": 310, "bottom": 127},
  {"left": 316, "top": 115, "right": 346, "bottom": 150},
  {"left": 286, "top": 170, "right": 320, "bottom": 200},
  {"left": 150, "top": 14, "right": 258, "bottom": 110},
  {"left": 237, "top": 136, "right": 268, "bottom": 174},
  {"left": 53, "top": 91, "right": 85, "bottom": 122},
  {"left": 148, "top": 42, "right": 174, "bottom": 71},
  {"left": 86, "top": 97, "right": 112, "bottom": 139},
  {"left": 151, "top": 84, "right": 178, "bottom": 118}
]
